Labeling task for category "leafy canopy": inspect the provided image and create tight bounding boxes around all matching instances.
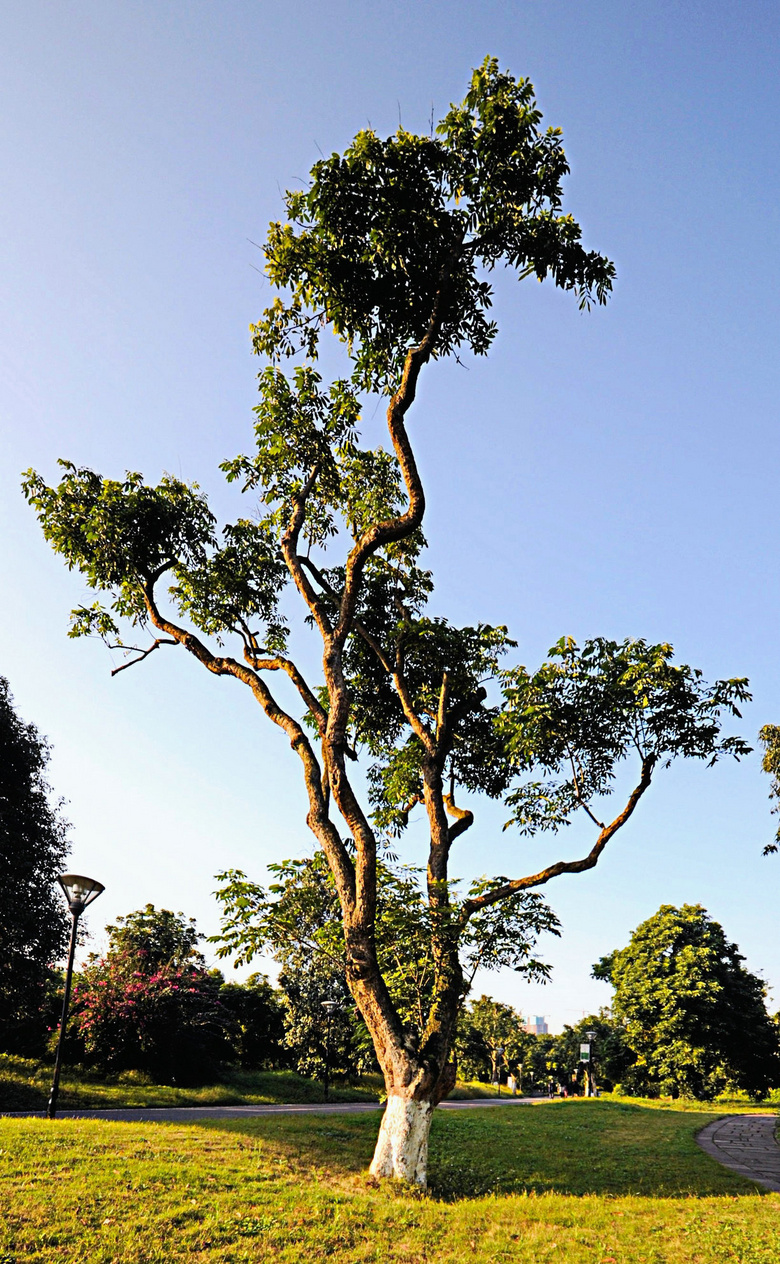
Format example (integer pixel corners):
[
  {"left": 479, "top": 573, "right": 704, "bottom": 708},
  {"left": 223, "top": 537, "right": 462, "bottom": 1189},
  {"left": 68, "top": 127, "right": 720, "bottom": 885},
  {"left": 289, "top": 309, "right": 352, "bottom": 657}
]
[
  {"left": 214, "top": 854, "right": 560, "bottom": 1042},
  {"left": 594, "top": 904, "right": 780, "bottom": 1100},
  {"left": 256, "top": 58, "right": 615, "bottom": 391},
  {"left": 499, "top": 637, "right": 750, "bottom": 837},
  {"left": 0, "top": 676, "right": 70, "bottom": 1056}
]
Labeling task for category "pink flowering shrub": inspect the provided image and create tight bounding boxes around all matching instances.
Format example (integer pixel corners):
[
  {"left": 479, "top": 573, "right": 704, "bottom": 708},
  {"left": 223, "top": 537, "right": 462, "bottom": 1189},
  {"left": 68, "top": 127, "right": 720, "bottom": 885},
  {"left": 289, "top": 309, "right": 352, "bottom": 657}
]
[{"left": 67, "top": 906, "right": 234, "bottom": 1082}]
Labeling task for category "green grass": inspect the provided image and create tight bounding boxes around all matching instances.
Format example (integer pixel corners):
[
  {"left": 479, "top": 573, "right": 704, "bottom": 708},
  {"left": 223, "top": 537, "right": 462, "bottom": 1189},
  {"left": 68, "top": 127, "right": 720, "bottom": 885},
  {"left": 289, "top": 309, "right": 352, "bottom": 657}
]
[
  {"left": 0, "top": 1054, "right": 520, "bottom": 1111},
  {"left": 0, "top": 1054, "right": 381, "bottom": 1110},
  {"left": 1, "top": 1099, "right": 779, "bottom": 1261}
]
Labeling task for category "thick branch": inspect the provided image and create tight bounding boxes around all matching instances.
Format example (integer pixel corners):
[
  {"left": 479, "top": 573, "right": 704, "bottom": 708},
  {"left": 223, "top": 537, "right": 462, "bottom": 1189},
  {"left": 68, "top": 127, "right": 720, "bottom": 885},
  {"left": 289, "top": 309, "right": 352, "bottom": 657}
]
[
  {"left": 436, "top": 672, "right": 450, "bottom": 744},
  {"left": 141, "top": 583, "right": 355, "bottom": 910},
  {"left": 246, "top": 651, "right": 327, "bottom": 734},
  {"left": 443, "top": 787, "right": 474, "bottom": 847},
  {"left": 393, "top": 667, "right": 435, "bottom": 754},
  {"left": 460, "top": 756, "right": 657, "bottom": 922}
]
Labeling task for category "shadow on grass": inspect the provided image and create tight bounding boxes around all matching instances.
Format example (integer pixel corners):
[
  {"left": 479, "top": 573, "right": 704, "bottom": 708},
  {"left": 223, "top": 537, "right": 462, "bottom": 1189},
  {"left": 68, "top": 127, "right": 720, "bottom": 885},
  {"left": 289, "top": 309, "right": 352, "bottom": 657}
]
[{"left": 192, "top": 1099, "right": 765, "bottom": 1202}]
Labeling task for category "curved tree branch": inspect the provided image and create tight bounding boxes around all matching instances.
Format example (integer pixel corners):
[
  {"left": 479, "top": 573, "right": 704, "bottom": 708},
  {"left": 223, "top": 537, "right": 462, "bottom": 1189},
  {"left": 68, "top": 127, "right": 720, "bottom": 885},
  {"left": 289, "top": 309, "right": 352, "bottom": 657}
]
[
  {"left": 246, "top": 651, "right": 327, "bottom": 734},
  {"left": 460, "top": 756, "right": 657, "bottom": 924},
  {"left": 280, "top": 462, "right": 333, "bottom": 639},
  {"left": 141, "top": 582, "right": 356, "bottom": 911}
]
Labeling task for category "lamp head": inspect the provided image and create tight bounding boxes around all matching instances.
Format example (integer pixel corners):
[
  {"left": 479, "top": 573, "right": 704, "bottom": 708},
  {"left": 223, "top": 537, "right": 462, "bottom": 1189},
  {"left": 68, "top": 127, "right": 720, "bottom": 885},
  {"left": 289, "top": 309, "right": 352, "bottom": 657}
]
[{"left": 58, "top": 874, "right": 104, "bottom": 915}]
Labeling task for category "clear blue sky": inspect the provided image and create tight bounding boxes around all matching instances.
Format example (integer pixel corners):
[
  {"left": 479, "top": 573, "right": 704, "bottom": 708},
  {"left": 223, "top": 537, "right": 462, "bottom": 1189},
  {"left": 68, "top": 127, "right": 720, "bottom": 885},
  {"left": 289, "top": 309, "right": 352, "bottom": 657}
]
[{"left": 1, "top": 1, "right": 778, "bottom": 1031}]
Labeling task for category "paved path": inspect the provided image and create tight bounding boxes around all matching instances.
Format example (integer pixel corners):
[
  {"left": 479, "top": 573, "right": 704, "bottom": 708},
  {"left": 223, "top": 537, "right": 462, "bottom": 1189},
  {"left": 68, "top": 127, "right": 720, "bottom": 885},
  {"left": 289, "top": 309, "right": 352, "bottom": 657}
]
[
  {"left": 697, "top": 1114, "right": 780, "bottom": 1192},
  {"left": 1, "top": 1095, "right": 545, "bottom": 1123}
]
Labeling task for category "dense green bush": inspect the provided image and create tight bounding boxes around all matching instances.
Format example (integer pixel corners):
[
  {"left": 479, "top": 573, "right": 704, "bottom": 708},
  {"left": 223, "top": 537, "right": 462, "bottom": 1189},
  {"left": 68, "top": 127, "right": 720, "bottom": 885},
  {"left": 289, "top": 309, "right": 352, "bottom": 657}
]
[{"left": 594, "top": 904, "right": 780, "bottom": 1099}]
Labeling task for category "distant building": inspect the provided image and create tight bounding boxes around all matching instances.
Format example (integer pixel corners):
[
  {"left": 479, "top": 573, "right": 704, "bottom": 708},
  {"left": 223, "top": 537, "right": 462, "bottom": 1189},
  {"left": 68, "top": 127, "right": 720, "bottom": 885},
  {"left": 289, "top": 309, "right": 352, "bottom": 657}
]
[{"left": 523, "top": 1015, "right": 548, "bottom": 1035}]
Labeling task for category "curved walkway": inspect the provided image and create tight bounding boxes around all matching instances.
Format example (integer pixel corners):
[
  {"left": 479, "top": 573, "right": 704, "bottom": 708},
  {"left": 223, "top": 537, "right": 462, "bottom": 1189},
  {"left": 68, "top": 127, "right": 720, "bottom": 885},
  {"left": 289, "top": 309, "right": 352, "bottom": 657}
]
[
  {"left": 1, "top": 1095, "right": 544, "bottom": 1123},
  {"left": 697, "top": 1114, "right": 780, "bottom": 1192}
]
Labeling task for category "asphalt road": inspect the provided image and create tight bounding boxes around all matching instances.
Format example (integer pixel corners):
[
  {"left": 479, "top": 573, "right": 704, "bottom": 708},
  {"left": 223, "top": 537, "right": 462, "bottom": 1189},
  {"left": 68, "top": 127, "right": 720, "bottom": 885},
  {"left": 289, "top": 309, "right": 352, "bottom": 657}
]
[{"left": 2, "top": 1095, "right": 545, "bottom": 1122}]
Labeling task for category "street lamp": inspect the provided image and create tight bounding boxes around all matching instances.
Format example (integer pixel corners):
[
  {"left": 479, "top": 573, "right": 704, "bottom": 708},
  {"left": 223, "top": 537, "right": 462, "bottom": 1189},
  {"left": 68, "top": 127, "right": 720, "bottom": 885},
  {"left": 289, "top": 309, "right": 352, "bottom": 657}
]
[
  {"left": 584, "top": 1029, "right": 597, "bottom": 1098},
  {"left": 320, "top": 999, "right": 340, "bottom": 1102},
  {"left": 495, "top": 1046, "right": 504, "bottom": 1097},
  {"left": 47, "top": 874, "right": 104, "bottom": 1119}
]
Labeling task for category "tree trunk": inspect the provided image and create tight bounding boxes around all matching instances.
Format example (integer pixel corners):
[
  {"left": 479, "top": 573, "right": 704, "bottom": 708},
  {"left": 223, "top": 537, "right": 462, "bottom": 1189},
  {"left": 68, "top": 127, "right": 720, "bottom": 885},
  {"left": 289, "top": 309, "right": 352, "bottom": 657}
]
[{"left": 368, "top": 1094, "right": 434, "bottom": 1185}]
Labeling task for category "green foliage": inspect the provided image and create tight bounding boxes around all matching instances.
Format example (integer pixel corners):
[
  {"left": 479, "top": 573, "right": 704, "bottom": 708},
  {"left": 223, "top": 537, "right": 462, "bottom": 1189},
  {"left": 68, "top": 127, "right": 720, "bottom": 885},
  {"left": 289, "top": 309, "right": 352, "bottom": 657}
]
[
  {"left": 104, "top": 903, "right": 204, "bottom": 972},
  {"left": 499, "top": 637, "right": 750, "bottom": 835},
  {"left": 0, "top": 677, "right": 70, "bottom": 1057},
  {"left": 214, "top": 855, "right": 559, "bottom": 1045},
  {"left": 255, "top": 57, "right": 614, "bottom": 391},
  {"left": 596, "top": 904, "right": 780, "bottom": 1099},
  {"left": 759, "top": 723, "right": 780, "bottom": 854},
  {"left": 217, "top": 975, "right": 286, "bottom": 1070},
  {"left": 456, "top": 995, "right": 532, "bottom": 1083}
]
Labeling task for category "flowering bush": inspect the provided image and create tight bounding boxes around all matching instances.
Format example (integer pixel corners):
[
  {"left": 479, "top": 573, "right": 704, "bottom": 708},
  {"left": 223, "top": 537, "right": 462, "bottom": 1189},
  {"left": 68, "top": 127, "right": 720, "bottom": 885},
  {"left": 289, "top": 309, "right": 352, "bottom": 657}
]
[
  {"left": 67, "top": 905, "right": 234, "bottom": 1083},
  {"left": 70, "top": 958, "right": 231, "bottom": 1083}
]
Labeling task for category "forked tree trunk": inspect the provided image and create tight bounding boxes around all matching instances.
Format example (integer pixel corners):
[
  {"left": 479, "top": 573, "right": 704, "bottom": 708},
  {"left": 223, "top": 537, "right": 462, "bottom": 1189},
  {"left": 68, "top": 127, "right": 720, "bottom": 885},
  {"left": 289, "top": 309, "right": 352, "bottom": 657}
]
[{"left": 368, "top": 1094, "right": 435, "bottom": 1185}]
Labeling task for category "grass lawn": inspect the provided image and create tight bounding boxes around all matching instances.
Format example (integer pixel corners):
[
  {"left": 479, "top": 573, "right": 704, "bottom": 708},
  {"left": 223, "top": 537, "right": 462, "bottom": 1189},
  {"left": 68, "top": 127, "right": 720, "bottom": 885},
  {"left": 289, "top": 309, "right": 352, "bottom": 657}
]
[
  {"left": 0, "top": 1054, "right": 507, "bottom": 1111},
  {"left": 2, "top": 1099, "right": 779, "bottom": 1262},
  {"left": 0, "top": 1054, "right": 381, "bottom": 1110}
]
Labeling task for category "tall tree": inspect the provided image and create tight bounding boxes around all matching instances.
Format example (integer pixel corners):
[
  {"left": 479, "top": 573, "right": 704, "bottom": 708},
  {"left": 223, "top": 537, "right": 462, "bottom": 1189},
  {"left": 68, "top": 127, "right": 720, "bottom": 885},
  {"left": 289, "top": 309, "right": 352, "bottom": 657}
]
[
  {"left": 0, "top": 676, "right": 70, "bottom": 1055},
  {"left": 593, "top": 904, "right": 779, "bottom": 1099},
  {"left": 24, "top": 60, "right": 749, "bottom": 1183}
]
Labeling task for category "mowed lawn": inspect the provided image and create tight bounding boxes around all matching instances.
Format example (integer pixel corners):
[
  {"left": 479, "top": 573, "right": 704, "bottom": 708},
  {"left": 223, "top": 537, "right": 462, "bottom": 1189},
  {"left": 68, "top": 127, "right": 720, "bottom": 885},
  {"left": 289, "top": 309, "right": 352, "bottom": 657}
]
[{"left": 1, "top": 1100, "right": 779, "bottom": 1263}]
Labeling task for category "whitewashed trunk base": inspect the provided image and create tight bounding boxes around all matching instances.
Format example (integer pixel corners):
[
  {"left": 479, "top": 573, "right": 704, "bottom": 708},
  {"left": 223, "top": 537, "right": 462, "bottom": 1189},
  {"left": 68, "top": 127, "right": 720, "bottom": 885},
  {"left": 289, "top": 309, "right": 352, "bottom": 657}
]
[{"left": 369, "top": 1095, "right": 434, "bottom": 1185}]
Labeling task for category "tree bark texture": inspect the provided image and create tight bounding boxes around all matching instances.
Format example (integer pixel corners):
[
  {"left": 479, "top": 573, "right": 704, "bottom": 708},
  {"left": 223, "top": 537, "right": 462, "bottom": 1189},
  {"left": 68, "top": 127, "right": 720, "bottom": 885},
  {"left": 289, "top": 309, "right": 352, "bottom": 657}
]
[{"left": 368, "top": 1095, "right": 434, "bottom": 1186}]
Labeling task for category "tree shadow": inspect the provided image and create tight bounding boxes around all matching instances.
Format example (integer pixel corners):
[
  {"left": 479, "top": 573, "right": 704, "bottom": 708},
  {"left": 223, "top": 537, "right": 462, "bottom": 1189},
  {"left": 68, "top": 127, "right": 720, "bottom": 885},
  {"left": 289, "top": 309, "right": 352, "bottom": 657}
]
[{"left": 190, "top": 1100, "right": 768, "bottom": 1201}]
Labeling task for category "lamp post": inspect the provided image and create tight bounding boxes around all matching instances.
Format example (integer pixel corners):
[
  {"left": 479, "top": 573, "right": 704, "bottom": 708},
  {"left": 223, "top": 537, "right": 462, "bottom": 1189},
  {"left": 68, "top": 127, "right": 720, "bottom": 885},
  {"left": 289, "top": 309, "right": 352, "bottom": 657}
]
[
  {"left": 495, "top": 1045, "right": 504, "bottom": 1097},
  {"left": 585, "top": 1029, "right": 597, "bottom": 1098},
  {"left": 320, "top": 999, "right": 340, "bottom": 1102},
  {"left": 47, "top": 874, "right": 104, "bottom": 1119}
]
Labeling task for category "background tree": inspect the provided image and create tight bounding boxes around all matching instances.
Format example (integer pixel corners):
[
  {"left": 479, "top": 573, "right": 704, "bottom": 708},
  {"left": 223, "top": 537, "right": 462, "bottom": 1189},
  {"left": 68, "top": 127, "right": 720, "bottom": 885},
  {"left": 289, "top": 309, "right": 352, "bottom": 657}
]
[
  {"left": 70, "top": 905, "right": 235, "bottom": 1083},
  {"left": 593, "top": 904, "right": 780, "bottom": 1100},
  {"left": 548, "top": 1012, "right": 632, "bottom": 1095},
  {"left": 455, "top": 995, "right": 531, "bottom": 1085},
  {"left": 218, "top": 973, "right": 285, "bottom": 1070},
  {"left": 25, "top": 59, "right": 749, "bottom": 1184},
  {"left": 0, "top": 676, "right": 70, "bottom": 1056}
]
